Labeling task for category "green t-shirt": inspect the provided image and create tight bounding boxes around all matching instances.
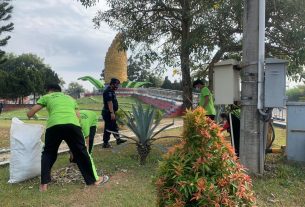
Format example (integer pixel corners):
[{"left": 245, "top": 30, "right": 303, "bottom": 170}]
[
  {"left": 37, "top": 92, "right": 80, "bottom": 128},
  {"left": 79, "top": 110, "right": 98, "bottom": 138},
  {"left": 199, "top": 87, "right": 216, "bottom": 116}
]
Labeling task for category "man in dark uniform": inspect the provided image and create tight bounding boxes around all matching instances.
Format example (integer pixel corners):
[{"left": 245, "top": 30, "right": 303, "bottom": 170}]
[
  {"left": 102, "top": 78, "right": 127, "bottom": 148},
  {"left": 220, "top": 112, "right": 240, "bottom": 157}
]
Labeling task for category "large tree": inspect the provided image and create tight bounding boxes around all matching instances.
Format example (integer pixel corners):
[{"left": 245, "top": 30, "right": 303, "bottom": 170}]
[
  {"left": 0, "top": 1, "right": 14, "bottom": 62},
  {"left": 0, "top": 53, "right": 60, "bottom": 101},
  {"left": 193, "top": 0, "right": 305, "bottom": 87},
  {"left": 79, "top": 0, "right": 305, "bottom": 102},
  {"left": 128, "top": 55, "right": 154, "bottom": 82},
  {"left": 79, "top": 0, "right": 224, "bottom": 109},
  {"left": 66, "top": 82, "right": 85, "bottom": 99}
]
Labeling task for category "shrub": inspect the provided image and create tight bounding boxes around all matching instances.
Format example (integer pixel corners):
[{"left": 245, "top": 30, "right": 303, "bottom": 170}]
[
  {"left": 109, "top": 103, "right": 178, "bottom": 165},
  {"left": 156, "top": 107, "right": 256, "bottom": 207}
]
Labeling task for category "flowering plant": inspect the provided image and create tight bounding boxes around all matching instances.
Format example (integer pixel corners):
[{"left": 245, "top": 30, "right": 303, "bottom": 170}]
[{"left": 156, "top": 107, "right": 256, "bottom": 207}]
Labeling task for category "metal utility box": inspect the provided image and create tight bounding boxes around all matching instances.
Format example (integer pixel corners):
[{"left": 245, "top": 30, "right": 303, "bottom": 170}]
[
  {"left": 214, "top": 59, "right": 241, "bottom": 105},
  {"left": 286, "top": 102, "right": 305, "bottom": 162},
  {"left": 264, "top": 58, "right": 288, "bottom": 108}
]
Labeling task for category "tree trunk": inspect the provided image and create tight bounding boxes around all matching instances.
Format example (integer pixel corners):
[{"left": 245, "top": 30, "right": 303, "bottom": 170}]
[
  {"left": 240, "top": 0, "right": 263, "bottom": 174},
  {"left": 180, "top": 1, "right": 192, "bottom": 110}
]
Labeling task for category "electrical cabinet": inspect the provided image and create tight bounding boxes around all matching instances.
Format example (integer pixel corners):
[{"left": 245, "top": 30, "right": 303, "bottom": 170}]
[
  {"left": 287, "top": 102, "right": 305, "bottom": 162},
  {"left": 213, "top": 59, "right": 241, "bottom": 105},
  {"left": 264, "top": 58, "right": 288, "bottom": 108}
]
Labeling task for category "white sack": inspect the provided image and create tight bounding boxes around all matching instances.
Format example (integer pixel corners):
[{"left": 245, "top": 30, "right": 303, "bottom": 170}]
[{"left": 8, "top": 117, "right": 44, "bottom": 183}]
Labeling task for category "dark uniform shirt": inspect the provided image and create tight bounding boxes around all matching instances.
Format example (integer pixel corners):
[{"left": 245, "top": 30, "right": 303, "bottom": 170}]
[{"left": 103, "top": 86, "right": 119, "bottom": 112}]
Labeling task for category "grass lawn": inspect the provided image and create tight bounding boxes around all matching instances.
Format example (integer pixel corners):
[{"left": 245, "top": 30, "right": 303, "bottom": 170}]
[
  {"left": 0, "top": 96, "right": 146, "bottom": 120},
  {"left": 0, "top": 126, "right": 304, "bottom": 206},
  {"left": 0, "top": 96, "right": 144, "bottom": 148},
  {"left": 0, "top": 128, "right": 183, "bottom": 207}
]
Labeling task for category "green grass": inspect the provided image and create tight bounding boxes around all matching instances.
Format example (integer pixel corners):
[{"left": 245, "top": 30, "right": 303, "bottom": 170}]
[
  {"left": 0, "top": 127, "right": 304, "bottom": 206},
  {"left": 0, "top": 96, "right": 147, "bottom": 120},
  {"left": 273, "top": 127, "right": 286, "bottom": 147},
  {"left": 253, "top": 154, "right": 305, "bottom": 207},
  {"left": 0, "top": 128, "right": 182, "bottom": 207}
]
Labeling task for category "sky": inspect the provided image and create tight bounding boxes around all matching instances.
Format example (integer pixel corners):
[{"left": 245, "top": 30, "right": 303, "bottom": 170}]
[{"left": 4, "top": 0, "right": 117, "bottom": 91}]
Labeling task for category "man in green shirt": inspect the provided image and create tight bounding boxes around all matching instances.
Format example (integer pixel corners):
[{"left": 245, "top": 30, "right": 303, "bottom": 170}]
[
  {"left": 27, "top": 84, "right": 108, "bottom": 191},
  {"left": 193, "top": 79, "right": 216, "bottom": 120},
  {"left": 80, "top": 110, "right": 98, "bottom": 154},
  {"left": 70, "top": 110, "right": 98, "bottom": 162}
]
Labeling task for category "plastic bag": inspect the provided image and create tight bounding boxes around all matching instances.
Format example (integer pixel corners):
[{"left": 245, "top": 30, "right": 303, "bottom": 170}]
[{"left": 8, "top": 117, "right": 44, "bottom": 183}]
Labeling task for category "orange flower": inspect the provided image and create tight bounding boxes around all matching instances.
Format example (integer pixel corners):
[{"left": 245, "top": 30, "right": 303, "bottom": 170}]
[
  {"left": 173, "top": 198, "right": 186, "bottom": 207},
  {"left": 196, "top": 178, "right": 206, "bottom": 192},
  {"left": 192, "top": 157, "right": 205, "bottom": 170},
  {"left": 156, "top": 178, "right": 165, "bottom": 187},
  {"left": 200, "top": 129, "right": 211, "bottom": 139},
  {"left": 217, "top": 178, "right": 229, "bottom": 187},
  {"left": 191, "top": 191, "right": 202, "bottom": 201}
]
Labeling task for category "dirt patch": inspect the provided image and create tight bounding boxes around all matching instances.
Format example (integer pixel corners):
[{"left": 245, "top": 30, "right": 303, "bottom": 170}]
[
  {"left": 0, "top": 128, "right": 10, "bottom": 148},
  {"left": 55, "top": 169, "right": 128, "bottom": 207}
]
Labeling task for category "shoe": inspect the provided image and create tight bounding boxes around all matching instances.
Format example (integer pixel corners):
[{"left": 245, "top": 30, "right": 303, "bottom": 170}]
[
  {"left": 116, "top": 139, "right": 127, "bottom": 145},
  {"left": 102, "top": 143, "right": 112, "bottom": 148}
]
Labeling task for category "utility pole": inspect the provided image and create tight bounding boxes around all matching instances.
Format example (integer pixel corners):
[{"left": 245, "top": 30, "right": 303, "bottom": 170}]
[{"left": 240, "top": 0, "right": 265, "bottom": 174}]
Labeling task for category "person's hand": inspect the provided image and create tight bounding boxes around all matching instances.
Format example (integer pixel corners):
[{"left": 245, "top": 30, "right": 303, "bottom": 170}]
[{"left": 111, "top": 113, "right": 116, "bottom": 120}]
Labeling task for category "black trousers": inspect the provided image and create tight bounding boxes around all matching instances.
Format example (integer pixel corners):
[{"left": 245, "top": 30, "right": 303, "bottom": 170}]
[
  {"left": 88, "top": 126, "right": 97, "bottom": 154},
  {"left": 102, "top": 110, "right": 119, "bottom": 144},
  {"left": 42, "top": 124, "right": 98, "bottom": 185}
]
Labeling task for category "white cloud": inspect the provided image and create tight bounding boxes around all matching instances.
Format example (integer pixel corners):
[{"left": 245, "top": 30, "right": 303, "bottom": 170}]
[{"left": 5, "top": 0, "right": 115, "bottom": 90}]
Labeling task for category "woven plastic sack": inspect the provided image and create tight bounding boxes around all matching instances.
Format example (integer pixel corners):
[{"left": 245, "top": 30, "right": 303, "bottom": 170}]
[{"left": 8, "top": 117, "right": 44, "bottom": 183}]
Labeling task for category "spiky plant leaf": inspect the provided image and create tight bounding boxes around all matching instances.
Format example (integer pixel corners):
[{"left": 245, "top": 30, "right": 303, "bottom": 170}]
[
  {"left": 110, "top": 103, "right": 179, "bottom": 165},
  {"left": 78, "top": 76, "right": 104, "bottom": 89},
  {"left": 121, "top": 81, "right": 129, "bottom": 88},
  {"left": 133, "top": 82, "right": 152, "bottom": 88}
]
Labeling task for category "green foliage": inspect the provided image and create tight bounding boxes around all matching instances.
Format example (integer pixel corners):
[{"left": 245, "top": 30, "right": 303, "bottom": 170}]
[
  {"left": 128, "top": 55, "right": 154, "bottom": 82},
  {"left": 78, "top": 76, "right": 105, "bottom": 90},
  {"left": 0, "top": 53, "right": 60, "bottom": 100},
  {"left": 80, "top": 0, "right": 230, "bottom": 108},
  {"left": 121, "top": 80, "right": 151, "bottom": 88},
  {"left": 154, "top": 109, "right": 164, "bottom": 122},
  {"left": 110, "top": 103, "right": 176, "bottom": 165},
  {"left": 156, "top": 107, "right": 256, "bottom": 207},
  {"left": 66, "top": 82, "right": 85, "bottom": 99},
  {"left": 286, "top": 85, "right": 305, "bottom": 101},
  {"left": 115, "top": 108, "right": 127, "bottom": 125},
  {"left": 0, "top": 1, "right": 14, "bottom": 61}
]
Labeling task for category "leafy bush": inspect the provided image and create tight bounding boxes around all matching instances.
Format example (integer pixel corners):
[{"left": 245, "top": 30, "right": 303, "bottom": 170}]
[{"left": 156, "top": 107, "right": 256, "bottom": 207}]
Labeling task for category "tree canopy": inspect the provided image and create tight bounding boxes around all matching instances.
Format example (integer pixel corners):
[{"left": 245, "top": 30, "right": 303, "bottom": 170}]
[
  {"left": 79, "top": 0, "right": 305, "bottom": 107},
  {"left": 66, "top": 82, "right": 85, "bottom": 99},
  {"left": 80, "top": 0, "right": 225, "bottom": 108},
  {"left": 0, "top": 53, "right": 60, "bottom": 101},
  {"left": 0, "top": 1, "right": 14, "bottom": 61}
]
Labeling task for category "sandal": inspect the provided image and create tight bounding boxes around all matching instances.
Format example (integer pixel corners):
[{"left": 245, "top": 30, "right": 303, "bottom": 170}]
[{"left": 95, "top": 175, "right": 109, "bottom": 186}]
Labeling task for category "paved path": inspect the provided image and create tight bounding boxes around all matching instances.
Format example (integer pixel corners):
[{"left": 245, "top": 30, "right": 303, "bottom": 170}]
[{"left": 0, "top": 119, "right": 183, "bottom": 166}]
